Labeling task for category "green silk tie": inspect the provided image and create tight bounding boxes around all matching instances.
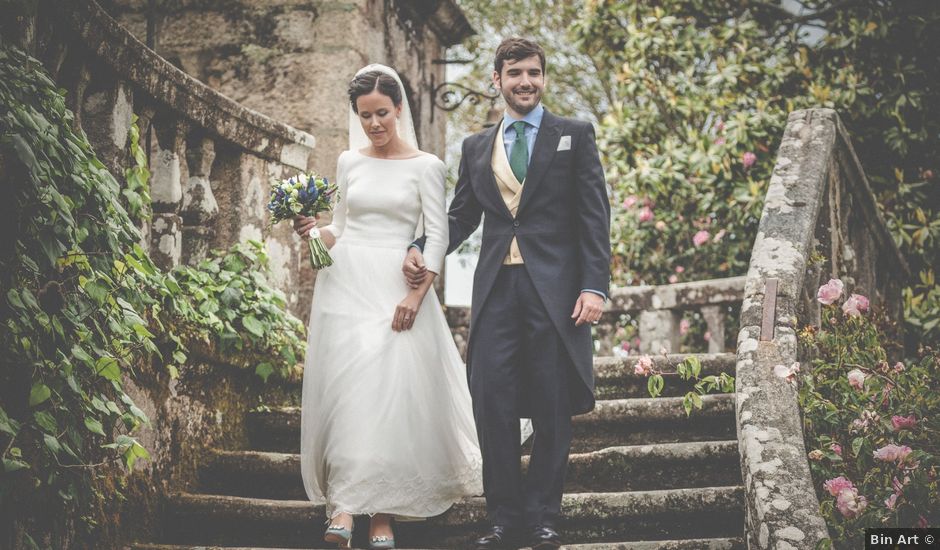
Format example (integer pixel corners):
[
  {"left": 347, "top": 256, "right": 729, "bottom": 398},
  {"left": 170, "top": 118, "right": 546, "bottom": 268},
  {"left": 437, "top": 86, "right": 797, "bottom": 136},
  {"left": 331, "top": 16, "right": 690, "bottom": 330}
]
[{"left": 509, "top": 120, "right": 528, "bottom": 183}]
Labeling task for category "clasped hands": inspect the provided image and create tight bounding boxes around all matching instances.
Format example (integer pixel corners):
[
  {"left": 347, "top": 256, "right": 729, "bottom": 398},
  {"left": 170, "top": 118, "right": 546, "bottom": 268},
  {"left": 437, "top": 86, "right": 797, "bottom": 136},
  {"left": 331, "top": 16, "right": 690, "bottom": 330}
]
[
  {"left": 293, "top": 215, "right": 428, "bottom": 333},
  {"left": 401, "top": 248, "right": 605, "bottom": 327}
]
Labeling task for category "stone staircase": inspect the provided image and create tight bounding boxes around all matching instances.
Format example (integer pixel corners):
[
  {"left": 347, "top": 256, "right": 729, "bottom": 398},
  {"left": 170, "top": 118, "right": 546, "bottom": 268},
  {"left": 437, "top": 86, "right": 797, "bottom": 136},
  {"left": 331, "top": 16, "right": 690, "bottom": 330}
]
[{"left": 131, "top": 351, "right": 744, "bottom": 549}]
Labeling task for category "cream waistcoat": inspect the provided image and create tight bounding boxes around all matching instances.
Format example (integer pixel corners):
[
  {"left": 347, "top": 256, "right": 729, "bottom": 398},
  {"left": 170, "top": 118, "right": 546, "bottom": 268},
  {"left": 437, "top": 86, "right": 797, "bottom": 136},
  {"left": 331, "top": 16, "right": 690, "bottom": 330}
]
[{"left": 492, "top": 120, "right": 525, "bottom": 265}]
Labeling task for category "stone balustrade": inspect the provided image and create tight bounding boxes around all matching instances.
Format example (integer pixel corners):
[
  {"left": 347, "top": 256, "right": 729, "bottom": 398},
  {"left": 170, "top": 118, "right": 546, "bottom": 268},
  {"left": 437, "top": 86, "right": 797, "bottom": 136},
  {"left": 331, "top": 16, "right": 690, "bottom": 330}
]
[
  {"left": 445, "top": 275, "right": 745, "bottom": 360},
  {"left": 7, "top": 0, "right": 317, "bottom": 316},
  {"left": 735, "top": 108, "right": 909, "bottom": 549},
  {"left": 600, "top": 275, "right": 746, "bottom": 354}
]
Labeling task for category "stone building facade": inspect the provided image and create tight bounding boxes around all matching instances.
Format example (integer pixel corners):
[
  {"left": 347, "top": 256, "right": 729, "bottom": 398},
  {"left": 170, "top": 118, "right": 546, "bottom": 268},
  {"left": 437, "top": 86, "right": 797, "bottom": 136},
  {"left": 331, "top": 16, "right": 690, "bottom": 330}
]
[{"left": 103, "top": 0, "right": 471, "bottom": 299}]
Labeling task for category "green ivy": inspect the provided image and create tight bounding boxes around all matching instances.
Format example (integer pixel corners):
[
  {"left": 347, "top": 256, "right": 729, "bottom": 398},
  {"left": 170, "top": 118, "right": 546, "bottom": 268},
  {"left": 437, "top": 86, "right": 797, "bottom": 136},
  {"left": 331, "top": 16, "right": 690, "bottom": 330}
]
[{"left": 0, "top": 42, "right": 304, "bottom": 546}]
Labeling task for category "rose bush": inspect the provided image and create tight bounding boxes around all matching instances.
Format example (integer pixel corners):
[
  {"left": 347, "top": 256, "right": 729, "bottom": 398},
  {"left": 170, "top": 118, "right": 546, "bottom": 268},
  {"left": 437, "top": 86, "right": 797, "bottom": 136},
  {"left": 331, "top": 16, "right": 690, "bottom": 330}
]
[{"left": 795, "top": 280, "right": 939, "bottom": 548}]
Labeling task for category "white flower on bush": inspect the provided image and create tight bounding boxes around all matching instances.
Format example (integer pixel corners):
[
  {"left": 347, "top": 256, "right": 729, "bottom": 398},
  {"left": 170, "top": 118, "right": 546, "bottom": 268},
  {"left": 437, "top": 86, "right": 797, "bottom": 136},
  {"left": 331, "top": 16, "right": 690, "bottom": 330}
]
[
  {"left": 773, "top": 362, "right": 800, "bottom": 383},
  {"left": 847, "top": 368, "right": 866, "bottom": 390}
]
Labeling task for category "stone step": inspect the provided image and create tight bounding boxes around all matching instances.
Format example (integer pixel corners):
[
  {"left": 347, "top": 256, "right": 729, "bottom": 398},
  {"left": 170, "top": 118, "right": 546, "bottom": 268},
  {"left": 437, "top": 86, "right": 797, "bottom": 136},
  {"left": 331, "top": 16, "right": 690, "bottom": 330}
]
[
  {"left": 159, "top": 487, "right": 744, "bottom": 548},
  {"left": 132, "top": 537, "right": 745, "bottom": 549},
  {"left": 199, "top": 440, "right": 740, "bottom": 500},
  {"left": 271, "top": 353, "right": 735, "bottom": 402},
  {"left": 593, "top": 353, "right": 735, "bottom": 399},
  {"left": 246, "top": 394, "right": 736, "bottom": 454}
]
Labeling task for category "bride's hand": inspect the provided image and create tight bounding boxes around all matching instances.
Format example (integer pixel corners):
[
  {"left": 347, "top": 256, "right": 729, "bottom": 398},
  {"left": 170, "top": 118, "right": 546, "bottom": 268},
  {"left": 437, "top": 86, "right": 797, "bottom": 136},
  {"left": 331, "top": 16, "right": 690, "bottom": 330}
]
[
  {"left": 292, "top": 215, "right": 319, "bottom": 239},
  {"left": 392, "top": 291, "right": 425, "bottom": 332}
]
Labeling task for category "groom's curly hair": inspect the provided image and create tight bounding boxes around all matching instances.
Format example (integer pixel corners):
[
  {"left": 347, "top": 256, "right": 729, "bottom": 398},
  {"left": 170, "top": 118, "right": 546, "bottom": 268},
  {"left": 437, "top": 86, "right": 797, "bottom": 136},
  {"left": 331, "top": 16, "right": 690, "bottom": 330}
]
[{"left": 494, "top": 38, "right": 546, "bottom": 76}]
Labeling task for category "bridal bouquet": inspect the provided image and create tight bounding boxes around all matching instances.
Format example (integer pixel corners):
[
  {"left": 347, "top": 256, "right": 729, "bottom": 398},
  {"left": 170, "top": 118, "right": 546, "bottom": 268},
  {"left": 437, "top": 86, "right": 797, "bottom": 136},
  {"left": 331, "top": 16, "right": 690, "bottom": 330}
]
[{"left": 267, "top": 172, "right": 339, "bottom": 268}]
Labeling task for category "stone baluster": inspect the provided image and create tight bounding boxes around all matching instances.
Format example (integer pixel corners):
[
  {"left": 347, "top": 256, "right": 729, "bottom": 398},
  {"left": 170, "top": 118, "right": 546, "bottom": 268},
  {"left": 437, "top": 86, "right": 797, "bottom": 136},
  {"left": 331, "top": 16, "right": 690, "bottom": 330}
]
[
  {"left": 79, "top": 79, "right": 134, "bottom": 177},
  {"left": 700, "top": 305, "right": 726, "bottom": 353},
  {"left": 638, "top": 310, "right": 679, "bottom": 353},
  {"left": 149, "top": 116, "right": 185, "bottom": 269},
  {"left": 181, "top": 133, "right": 219, "bottom": 265}
]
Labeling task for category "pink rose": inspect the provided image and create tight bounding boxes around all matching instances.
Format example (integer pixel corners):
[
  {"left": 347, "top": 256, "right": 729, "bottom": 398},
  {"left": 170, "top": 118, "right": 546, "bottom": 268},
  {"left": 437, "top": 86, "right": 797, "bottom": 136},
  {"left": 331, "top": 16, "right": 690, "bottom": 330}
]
[
  {"left": 623, "top": 195, "right": 638, "bottom": 209},
  {"left": 693, "top": 230, "right": 711, "bottom": 247},
  {"left": 891, "top": 415, "right": 917, "bottom": 431},
  {"left": 773, "top": 362, "right": 800, "bottom": 383},
  {"left": 817, "top": 278, "right": 844, "bottom": 305},
  {"left": 742, "top": 151, "right": 757, "bottom": 169},
  {"left": 638, "top": 206, "right": 654, "bottom": 223},
  {"left": 873, "top": 444, "right": 913, "bottom": 463},
  {"left": 823, "top": 476, "right": 854, "bottom": 496},
  {"left": 668, "top": 274, "right": 679, "bottom": 284},
  {"left": 679, "top": 318, "right": 691, "bottom": 336},
  {"left": 835, "top": 488, "right": 867, "bottom": 519},
  {"left": 675, "top": 265, "right": 685, "bottom": 274},
  {"left": 847, "top": 369, "right": 866, "bottom": 390},
  {"left": 884, "top": 493, "right": 898, "bottom": 510},
  {"left": 842, "top": 293, "right": 870, "bottom": 317},
  {"left": 830, "top": 443, "right": 842, "bottom": 456},
  {"left": 621, "top": 341, "right": 631, "bottom": 351},
  {"left": 655, "top": 220, "right": 667, "bottom": 231},
  {"left": 634, "top": 355, "right": 653, "bottom": 376}
]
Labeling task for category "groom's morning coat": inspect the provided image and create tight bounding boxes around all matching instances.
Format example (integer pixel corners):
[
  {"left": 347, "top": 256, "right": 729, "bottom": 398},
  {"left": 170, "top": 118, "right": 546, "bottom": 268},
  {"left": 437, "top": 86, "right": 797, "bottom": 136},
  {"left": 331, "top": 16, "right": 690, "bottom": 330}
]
[{"left": 442, "top": 109, "right": 611, "bottom": 415}]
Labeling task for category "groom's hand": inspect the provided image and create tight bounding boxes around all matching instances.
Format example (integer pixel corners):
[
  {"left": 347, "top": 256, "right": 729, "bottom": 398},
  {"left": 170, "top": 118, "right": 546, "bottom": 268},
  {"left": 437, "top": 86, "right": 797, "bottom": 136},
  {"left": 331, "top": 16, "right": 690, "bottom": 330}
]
[
  {"left": 571, "top": 292, "right": 605, "bottom": 327},
  {"left": 402, "top": 247, "right": 428, "bottom": 288}
]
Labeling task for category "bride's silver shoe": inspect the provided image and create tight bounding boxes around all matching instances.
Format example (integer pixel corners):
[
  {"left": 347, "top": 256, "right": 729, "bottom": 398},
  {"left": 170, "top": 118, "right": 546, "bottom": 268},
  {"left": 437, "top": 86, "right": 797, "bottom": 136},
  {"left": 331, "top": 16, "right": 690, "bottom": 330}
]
[
  {"left": 370, "top": 533, "right": 395, "bottom": 549},
  {"left": 324, "top": 516, "right": 354, "bottom": 548}
]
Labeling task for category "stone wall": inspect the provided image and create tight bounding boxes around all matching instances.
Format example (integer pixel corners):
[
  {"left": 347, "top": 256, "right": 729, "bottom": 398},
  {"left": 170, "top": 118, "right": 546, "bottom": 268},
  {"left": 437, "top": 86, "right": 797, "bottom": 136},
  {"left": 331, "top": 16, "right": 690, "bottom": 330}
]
[{"left": 102, "top": 0, "right": 471, "bottom": 316}]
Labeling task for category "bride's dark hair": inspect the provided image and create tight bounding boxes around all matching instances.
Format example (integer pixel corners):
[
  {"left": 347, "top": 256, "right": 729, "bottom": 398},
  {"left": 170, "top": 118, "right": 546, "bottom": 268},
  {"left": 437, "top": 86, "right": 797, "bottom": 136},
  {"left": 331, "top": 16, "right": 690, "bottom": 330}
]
[{"left": 348, "top": 70, "right": 402, "bottom": 113}]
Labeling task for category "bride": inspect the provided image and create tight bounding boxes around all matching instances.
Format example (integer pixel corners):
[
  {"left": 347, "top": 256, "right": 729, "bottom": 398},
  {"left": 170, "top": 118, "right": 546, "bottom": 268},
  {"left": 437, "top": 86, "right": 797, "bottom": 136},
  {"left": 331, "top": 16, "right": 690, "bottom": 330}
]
[{"left": 293, "top": 64, "right": 483, "bottom": 549}]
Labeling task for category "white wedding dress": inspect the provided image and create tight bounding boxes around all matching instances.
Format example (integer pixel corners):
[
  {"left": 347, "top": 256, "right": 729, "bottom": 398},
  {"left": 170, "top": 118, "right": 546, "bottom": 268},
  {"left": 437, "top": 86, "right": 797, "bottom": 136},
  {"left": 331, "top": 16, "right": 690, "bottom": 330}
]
[{"left": 299, "top": 148, "right": 484, "bottom": 520}]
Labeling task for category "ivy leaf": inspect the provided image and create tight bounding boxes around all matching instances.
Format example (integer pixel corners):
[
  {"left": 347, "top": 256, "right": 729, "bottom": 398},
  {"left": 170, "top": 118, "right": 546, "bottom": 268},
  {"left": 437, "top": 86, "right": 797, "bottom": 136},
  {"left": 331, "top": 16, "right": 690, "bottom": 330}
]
[
  {"left": 43, "top": 433, "right": 62, "bottom": 455},
  {"left": 11, "top": 134, "right": 37, "bottom": 172},
  {"left": 255, "top": 362, "right": 274, "bottom": 383},
  {"left": 95, "top": 357, "right": 120, "bottom": 381},
  {"left": 33, "top": 411, "right": 57, "bottom": 433},
  {"left": 0, "top": 407, "right": 21, "bottom": 436},
  {"left": 84, "top": 417, "right": 106, "bottom": 436},
  {"left": 647, "top": 374, "right": 664, "bottom": 398},
  {"left": 83, "top": 279, "right": 110, "bottom": 306},
  {"left": 29, "top": 383, "right": 51, "bottom": 407},
  {"left": 3, "top": 458, "right": 29, "bottom": 473},
  {"left": 241, "top": 315, "right": 264, "bottom": 338},
  {"left": 852, "top": 437, "right": 865, "bottom": 458}
]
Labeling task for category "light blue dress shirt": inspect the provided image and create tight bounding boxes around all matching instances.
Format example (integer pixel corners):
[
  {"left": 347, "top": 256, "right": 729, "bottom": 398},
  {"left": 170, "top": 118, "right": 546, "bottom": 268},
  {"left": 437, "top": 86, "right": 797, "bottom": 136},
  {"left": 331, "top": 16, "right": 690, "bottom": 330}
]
[
  {"left": 502, "top": 103, "right": 543, "bottom": 163},
  {"left": 502, "top": 105, "right": 607, "bottom": 303}
]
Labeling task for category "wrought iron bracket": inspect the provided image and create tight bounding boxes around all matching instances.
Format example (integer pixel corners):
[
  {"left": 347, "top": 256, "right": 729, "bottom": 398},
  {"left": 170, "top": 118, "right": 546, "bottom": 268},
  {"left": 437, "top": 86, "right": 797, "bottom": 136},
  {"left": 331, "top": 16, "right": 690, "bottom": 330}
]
[{"left": 430, "top": 73, "right": 500, "bottom": 123}]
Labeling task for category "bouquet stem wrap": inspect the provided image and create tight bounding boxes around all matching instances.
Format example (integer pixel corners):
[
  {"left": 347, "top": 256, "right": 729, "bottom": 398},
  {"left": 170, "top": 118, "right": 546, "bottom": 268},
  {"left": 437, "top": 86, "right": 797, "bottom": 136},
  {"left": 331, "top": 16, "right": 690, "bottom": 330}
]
[{"left": 306, "top": 230, "right": 333, "bottom": 269}]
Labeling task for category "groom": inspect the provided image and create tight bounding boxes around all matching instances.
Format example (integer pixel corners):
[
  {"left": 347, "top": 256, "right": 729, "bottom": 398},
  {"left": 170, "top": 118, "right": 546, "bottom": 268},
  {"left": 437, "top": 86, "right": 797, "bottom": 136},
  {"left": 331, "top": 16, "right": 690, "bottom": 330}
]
[{"left": 405, "top": 38, "right": 610, "bottom": 549}]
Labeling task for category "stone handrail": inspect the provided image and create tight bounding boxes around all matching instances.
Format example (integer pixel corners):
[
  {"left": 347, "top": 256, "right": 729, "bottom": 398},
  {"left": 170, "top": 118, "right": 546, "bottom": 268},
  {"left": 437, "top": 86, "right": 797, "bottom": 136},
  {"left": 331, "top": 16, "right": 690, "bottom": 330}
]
[
  {"left": 735, "top": 108, "right": 908, "bottom": 549},
  {"left": 9, "top": 0, "right": 317, "bottom": 315},
  {"left": 445, "top": 275, "right": 745, "bottom": 359},
  {"left": 601, "top": 276, "right": 746, "bottom": 354}
]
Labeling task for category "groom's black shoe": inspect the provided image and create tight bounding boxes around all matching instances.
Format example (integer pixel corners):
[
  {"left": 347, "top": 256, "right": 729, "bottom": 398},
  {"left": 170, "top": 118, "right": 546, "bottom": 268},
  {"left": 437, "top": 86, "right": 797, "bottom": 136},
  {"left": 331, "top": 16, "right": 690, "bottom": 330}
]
[
  {"left": 527, "top": 526, "right": 562, "bottom": 549},
  {"left": 474, "top": 525, "right": 517, "bottom": 549}
]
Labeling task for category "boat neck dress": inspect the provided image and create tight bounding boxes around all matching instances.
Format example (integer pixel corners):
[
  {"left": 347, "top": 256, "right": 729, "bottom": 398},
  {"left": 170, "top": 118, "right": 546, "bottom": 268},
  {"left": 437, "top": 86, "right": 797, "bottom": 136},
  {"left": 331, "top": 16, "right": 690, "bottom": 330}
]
[{"left": 299, "top": 149, "right": 484, "bottom": 520}]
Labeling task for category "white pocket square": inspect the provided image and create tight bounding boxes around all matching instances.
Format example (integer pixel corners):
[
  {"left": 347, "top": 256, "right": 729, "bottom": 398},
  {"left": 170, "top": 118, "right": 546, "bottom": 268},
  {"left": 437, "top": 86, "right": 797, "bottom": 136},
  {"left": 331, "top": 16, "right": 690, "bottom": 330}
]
[{"left": 557, "top": 136, "right": 571, "bottom": 151}]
